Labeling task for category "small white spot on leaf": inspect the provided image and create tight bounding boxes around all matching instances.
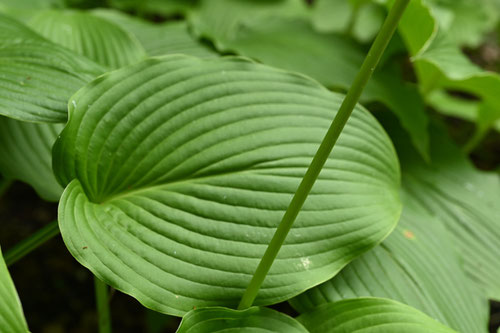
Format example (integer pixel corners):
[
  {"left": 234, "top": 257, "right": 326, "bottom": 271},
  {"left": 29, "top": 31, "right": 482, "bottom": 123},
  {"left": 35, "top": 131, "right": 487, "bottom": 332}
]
[{"left": 300, "top": 257, "right": 311, "bottom": 270}]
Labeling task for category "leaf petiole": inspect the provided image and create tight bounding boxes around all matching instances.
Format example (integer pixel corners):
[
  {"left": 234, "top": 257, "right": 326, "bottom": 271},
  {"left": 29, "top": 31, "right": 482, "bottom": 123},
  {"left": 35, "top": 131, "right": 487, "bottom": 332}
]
[
  {"left": 238, "top": 0, "right": 411, "bottom": 310},
  {"left": 4, "top": 220, "right": 60, "bottom": 266}
]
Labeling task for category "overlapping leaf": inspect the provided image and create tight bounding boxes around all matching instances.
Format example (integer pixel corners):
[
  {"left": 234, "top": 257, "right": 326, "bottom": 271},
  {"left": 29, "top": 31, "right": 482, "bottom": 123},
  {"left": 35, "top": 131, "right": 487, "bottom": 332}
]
[
  {"left": 291, "top": 192, "right": 488, "bottom": 333},
  {"left": 189, "top": 0, "right": 309, "bottom": 51},
  {"left": 190, "top": 9, "right": 430, "bottom": 160},
  {"left": 0, "top": 247, "right": 28, "bottom": 333},
  {"left": 0, "top": 13, "right": 104, "bottom": 122},
  {"left": 394, "top": 0, "right": 500, "bottom": 136},
  {"left": 297, "top": 297, "right": 456, "bottom": 333},
  {"left": 398, "top": 124, "right": 500, "bottom": 300},
  {"left": 28, "top": 9, "right": 146, "bottom": 69},
  {"left": 54, "top": 55, "right": 401, "bottom": 315},
  {"left": 424, "top": 0, "right": 497, "bottom": 48},
  {"left": 177, "top": 306, "right": 308, "bottom": 332},
  {"left": 0, "top": 116, "right": 63, "bottom": 201},
  {"left": 92, "top": 9, "right": 217, "bottom": 58},
  {"left": 312, "top": 0, "right": 385, "bottom": 43}
]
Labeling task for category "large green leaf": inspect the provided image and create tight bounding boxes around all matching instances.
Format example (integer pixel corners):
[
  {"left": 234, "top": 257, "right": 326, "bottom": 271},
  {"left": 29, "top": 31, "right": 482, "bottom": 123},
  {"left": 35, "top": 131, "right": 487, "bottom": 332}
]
[
  {"left": 92, "top": 9, "right": 217, "bottom": 58},
  {"left": 190, "top": 10, "right": 430, "bottom": 160},
  {"left": 297, "top": 297, "right": 456, "bottom": 333},
  {"left": 28, "top": 9, "right": 146, "bottom": 69},
  {"left": 177, "top": 306, "right": 308, "bottom": 332},
  {"left": 53, "top": 55, "right": 401, "bottom": 315},
  {"left": 0, "top": 247, "right": 29, "bottom": 333},
  {"left": 0, "top": 13, "right": 104, "bottom": 123},
  {"left": 0, "top": 116, "right": 63, "bottom": 201},
  {"left": 291, "top": 192, "right": 488, "bottom": 333},
  {"left": 398, "top": 124, "right": 500, "bottom": 300}
]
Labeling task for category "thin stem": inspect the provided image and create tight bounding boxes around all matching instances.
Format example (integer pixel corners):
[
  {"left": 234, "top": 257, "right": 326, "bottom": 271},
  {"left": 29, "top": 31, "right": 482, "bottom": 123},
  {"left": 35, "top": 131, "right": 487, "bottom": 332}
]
[
  {"left": 94, "top": 276, "right": 112, "bottom": 333},
  {"left": 5, "top": 220, "right": 60, "bottom": 266},
  {"left": 463, "top": 126, "right": 487, "bottom": 154},
  {"left": 237, "top": 0, "right": 410, "bottom": 310}
]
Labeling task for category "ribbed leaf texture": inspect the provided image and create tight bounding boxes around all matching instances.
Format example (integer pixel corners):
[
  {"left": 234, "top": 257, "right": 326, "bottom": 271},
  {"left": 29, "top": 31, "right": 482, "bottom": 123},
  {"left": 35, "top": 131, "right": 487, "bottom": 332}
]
[
  {"left": 297, "top": 297, "right": 456, "bottom": 333},
  {"left": 189, "top": 0, "right": 430, "bottom": 161},
  {"left": 177, "top": 306, "right": 308, "bottom": 333},
  {"left": 92, "top": 9, "right": 217, "bottom": 58},
  {"left": 53, "top": 55, "right": 401, "bottom": 315},
  {"left": 0, "top": 13, "right": 104, "bottom": 122},
  {"left": 28, "top": 9, "right": 146, "bottom": 69},
  {"left": 291, "top": 194, "right": 488, "bottom": 333},
  {"left": 399, "top": 125, "right": 500, "bottom": 300}
]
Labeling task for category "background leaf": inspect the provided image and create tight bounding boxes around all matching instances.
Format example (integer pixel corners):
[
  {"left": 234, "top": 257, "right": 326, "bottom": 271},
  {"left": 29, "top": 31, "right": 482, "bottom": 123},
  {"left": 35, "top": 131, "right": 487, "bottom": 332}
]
[
  {"left": 312, "top": 0, "right": 385, "bottom": 43},
  {"left": 394, "top": 0, "right": 500, "bottom": 136},
  {"left": 54, "top": 55, "right": 401, "bottom": 315},
  {"left": 28, "top": 9, "right": 146, "bottom": 69},
  {"left": 0, "top": 116, "right": 63, "bottom": 201},
  {"left": 379, "top": 114, "right": 500, "bottom": 301},
  {"left": 0, "top": 247, "right": 29, "bottom": 333},
  {"left": 93, "top": 9, "right": 217, "bottom": 58},
  {"left": 297, "top": 297, "right": 456, "bottom": 333},
  {"left": 177, "top": 306, "right": 308, "bottom": 333},
  {"left": 0, "top": 13, "right": 104, "bottom": 122},
  {"left": 291, "top": 192, "right": 488, "bottom": 333}
]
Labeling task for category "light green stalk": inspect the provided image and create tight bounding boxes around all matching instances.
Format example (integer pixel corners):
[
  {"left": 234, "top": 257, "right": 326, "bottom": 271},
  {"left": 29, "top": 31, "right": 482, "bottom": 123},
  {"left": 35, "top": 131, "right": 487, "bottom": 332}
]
[{"left": 238, "top": 0, "right": 411, "bottom": 310}]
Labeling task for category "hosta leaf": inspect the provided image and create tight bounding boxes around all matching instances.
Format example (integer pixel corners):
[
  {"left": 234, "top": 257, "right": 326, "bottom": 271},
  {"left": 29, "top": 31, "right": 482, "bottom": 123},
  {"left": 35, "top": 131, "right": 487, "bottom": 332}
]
[
  {"left": 92, "top": 9, "right": 217, "bottom": 58},
  {"left": 394, "top": 0, "right": 500, "bottom": 132},
  {"left": 177, "top": 306, "right": 308, "bottom": 332},
  {"left": 424, "top": 0, "right": 498, "bottom": 47},
  {"left": 395, "top": 0, "right": 437, "bottom": 56},
  {"left": 400, "top": 125, "right": 500, "bottom": 300},
  {"left": 297, "top": 297, "right": 456, "bottom": 333},
  {"left": 0, "top": 247, "right": 29, "bottom": 333},
  {"left": 382, "top": 115, "right": 500, "bottom": 300},
  {"left": 28, "top": 9, "right": 146, "bottom": 69},
  {"left": 291, "top": 193, "right": 488, "bottom": 333},
  {"left": 0, "top": 14, "right": 104, "bottom": 122},
  {"left": 414, "top": 34, "right": 500, "bottom": 130},
  {"left": 54, "top": 55, "right": 401, "bottom": 315},
  {"left": 192, "top": 13, "right": 429, "bottom": 160},
  {"left": 0, "top": 116, "right": 63, "bottom": 201},
  {"left": 189, "top": 0, "right": 309, "bottom": 51}
]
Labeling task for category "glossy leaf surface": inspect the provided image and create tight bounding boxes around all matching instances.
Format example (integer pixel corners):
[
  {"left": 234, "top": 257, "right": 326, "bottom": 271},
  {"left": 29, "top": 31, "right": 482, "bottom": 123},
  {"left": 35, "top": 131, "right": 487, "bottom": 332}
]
[
  {"left": 297, "top": 297, "right": 456, "bottom": 333},
  {"left": 54, "top": 55, "right": 401, "bottom": 315},
  {"left": 177, "top": 306, "right": 308, "bottom": 333}
]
